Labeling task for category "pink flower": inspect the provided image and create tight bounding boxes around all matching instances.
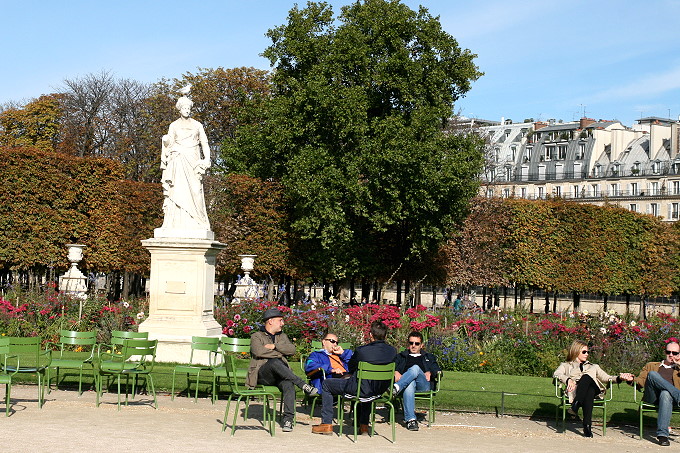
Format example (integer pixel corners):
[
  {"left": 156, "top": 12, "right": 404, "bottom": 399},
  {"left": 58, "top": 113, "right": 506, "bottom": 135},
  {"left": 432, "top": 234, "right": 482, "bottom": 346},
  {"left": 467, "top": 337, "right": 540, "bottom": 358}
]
[
  {"left": 244, "top": 326, "right": 252, "bottom": 333},
  {"left": 227, "top": 328, "right": 235, "bottom": 336},
  {"left": 234, "top": 314, "right": 241, "bottom": 321}
]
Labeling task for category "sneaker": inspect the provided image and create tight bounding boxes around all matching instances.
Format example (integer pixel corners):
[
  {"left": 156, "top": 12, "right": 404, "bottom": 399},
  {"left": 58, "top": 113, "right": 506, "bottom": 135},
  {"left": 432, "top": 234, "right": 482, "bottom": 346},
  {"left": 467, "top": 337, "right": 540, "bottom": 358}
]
[
  {"left": 393, "top": 383, "right": 400, "bottom": 394},
  {"left": 302, "top": 383, "right": 319, "bottom": 396},
  {"left": 406, "top": 419, "right": 419, "bottom": 431},
  {"left": 282, "top": 419, "right": 293, "bottom": 432},
  {"left": 658, "top": 436, "right": 670, "bottom": 446}
]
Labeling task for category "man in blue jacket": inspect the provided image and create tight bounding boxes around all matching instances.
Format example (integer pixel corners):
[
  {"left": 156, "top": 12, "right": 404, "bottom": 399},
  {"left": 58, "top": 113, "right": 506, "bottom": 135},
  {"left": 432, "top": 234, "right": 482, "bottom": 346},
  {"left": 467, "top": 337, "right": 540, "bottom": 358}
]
[
  {"left": 312, "top": 321, "right": 397, "bottom": 435},
  {"left": 394, "top": 331, "right": 442, "bottom": 431},
  {"left": 305, "top": 333, "right": 353, "bottom": 393}
]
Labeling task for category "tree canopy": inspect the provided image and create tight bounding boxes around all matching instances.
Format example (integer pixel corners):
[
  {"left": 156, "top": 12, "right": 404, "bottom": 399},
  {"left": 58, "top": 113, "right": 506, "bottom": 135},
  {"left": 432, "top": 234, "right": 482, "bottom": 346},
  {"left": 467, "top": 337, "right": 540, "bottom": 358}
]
[{"left": 222, "top": 0, "right": 485, "bottom": 281}]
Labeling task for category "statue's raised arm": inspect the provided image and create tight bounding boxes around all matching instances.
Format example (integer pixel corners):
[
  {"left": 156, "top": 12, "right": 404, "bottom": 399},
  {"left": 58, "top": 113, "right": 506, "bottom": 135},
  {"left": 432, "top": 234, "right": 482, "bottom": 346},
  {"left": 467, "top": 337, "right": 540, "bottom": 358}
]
[{"left": 156, "top": 95, "right": 213, "bottom": 239}]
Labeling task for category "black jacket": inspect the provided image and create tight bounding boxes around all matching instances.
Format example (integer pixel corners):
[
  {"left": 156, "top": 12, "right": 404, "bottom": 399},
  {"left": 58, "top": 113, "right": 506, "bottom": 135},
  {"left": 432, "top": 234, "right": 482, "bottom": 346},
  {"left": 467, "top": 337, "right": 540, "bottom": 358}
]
[
  {"left": 344, "top": 340, "right": 397, "bottom": 398},
  {"left": 394, "top": 349, "right": 442, "bottom": 390}
]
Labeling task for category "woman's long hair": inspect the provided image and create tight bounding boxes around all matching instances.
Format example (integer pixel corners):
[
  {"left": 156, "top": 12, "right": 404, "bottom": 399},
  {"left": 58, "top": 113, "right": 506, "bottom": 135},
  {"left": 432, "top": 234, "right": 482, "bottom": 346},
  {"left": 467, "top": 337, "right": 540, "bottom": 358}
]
[{"left": 566, "top": 340, "right": 588, "bottom": 362}]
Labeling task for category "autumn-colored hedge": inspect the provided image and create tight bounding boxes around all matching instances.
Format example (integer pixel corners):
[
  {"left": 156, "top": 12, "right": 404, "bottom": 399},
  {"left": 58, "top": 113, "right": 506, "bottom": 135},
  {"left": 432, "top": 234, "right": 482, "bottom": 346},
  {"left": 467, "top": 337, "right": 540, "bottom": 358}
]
[{"left": 0, "top": 146, "right": 161, "bottom": 274}]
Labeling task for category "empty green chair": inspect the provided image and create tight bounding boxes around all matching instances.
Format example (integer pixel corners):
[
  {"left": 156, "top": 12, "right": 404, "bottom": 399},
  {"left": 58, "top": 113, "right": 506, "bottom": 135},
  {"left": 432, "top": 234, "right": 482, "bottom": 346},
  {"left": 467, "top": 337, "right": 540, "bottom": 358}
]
[
  {"left": 213, "top": 337, "right": 251, "bottom": 403},
  {"left": 96, "top": 338, "right": 158, "bottom": 410},
  {"left": 171, "top": 336, "right": 220, "bottom": 402},
  {"left": 0, "top": 337, "right": 20, "bottom": 415},
  {"left": 4, "top": 337, "right": 51, "bottom": 408},
  {"left": 46, "top": 330, "right": 96, "bottom": 395}
]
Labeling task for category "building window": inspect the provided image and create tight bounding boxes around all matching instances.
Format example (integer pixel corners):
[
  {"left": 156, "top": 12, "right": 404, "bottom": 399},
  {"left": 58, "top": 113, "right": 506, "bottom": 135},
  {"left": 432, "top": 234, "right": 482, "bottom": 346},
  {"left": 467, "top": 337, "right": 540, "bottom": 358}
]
[
  {"left": 521, "top": 187, "right": 527, "bottom": 198},
  {"left": 503, "top": 188, "right": 510, "bottom": 198},
  {"left": 489, "top": 168, "right": 496, "bottom": 181},
  {"left": 505, "top": 129, "right": 511, "bottom": 138},
  {"left": 545, "top": 146, "right": 554, "bottom": 160},
  {"left": 494, "top": 148, "right": 500, "bottom": 162},
  {"left": 672, "top": 203, "right": 680, "bottom": 220},
  {"left": 594, "top": 165, "right": 602, "bottom": 177},
  {"left": 611, "top": 163, "right": 620, "bottom": 176},
  {"left": 511, "top": 146, "right": 517, "bottom": 160},
  {"left": 652, "top": 161, "right": 660, "bottom": 174},
  {"left": 486, "top": 188, "right": 494, "bottom": 198},
  {"left": 609, "top": 183, "right": 619, "bottom": 196},
  {"left": 630, "top": 182, "right": 638, "bottom": 196},
  {"left": 673, "top": 181, "right": 680, "bottom": 195},
  {"left": 554, "top": 186, "right": 562, "bottom": 197},
  {"left": 558, "top": 145, "right": 567, "bottom": 160},
  {"left": 650, "top": 181, "right": 659, "bottom": 195},
  {"left": 521, "top": 129, "right": 527, "bottom": 138},
  {"left": 576, "top": 143, "right": 585, "bottom": 160},
  {"left": 524, "top": 147, "right": 532, "bottom": 162},
  {"left": 505, "top": 167, "right": 512, "bottom": 181},
  {"left": 538, "top": 187, "right": 545, "bottom": 199},
  {"left": 650, "top": 203, "right": 659, "bottom": 217},
  {"left": 632, "top": 162, "right": 640, "bottom": 174},
  {"left": 573, "top": 185, "right": 579, "bottom": 198},
  {"left": 592, "top": 184, "right": 600, "bottom": 197},
  {"left": 630, "top": 204, "right": 637, "bottom": 213}
]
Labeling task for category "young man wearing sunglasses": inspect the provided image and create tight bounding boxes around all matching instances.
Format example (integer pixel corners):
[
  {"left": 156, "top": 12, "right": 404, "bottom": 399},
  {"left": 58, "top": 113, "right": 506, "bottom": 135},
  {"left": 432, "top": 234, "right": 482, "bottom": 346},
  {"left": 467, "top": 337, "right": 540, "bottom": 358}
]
[
  {"left": 305, "top": 333, "right": 353, "bottom": 393},
  {"left": 393, "top": 331, "right": 442, "bottom": 431},
  {"left": 628, "top": 339, "right": 680, "bottom": 446}
]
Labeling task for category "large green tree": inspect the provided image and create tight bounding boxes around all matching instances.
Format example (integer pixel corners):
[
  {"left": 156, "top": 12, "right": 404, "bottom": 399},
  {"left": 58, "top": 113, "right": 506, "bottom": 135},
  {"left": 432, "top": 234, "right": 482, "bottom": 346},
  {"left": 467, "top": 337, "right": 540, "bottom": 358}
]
[{"left": 222, "top": 0, "right": 484, "bottom": 281}]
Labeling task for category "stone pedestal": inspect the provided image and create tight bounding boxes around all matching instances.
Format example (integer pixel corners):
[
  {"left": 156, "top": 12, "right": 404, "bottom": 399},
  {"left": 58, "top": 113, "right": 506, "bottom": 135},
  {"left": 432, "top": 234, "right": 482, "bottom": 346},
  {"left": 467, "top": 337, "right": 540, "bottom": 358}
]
[{"left": 139, "top": 237, "right": 226, "bottom": 363}]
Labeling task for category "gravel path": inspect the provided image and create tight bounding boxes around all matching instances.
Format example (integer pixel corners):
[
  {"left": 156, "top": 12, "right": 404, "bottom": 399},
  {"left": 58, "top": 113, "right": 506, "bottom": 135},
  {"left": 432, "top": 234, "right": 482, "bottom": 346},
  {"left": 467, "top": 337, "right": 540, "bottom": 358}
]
[{"left": 1, "top": 385, "right": 674, "bottom": 452}]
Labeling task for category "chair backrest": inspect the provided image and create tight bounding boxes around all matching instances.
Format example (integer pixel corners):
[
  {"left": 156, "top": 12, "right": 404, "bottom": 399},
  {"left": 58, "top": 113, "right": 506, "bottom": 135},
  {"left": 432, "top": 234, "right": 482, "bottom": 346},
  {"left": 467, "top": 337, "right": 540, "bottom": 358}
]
[
  {"left": 0, "top": 338, "right": 19, "bottom": 375},
  {"left": 5, "top": 337, "right": 49, "bottom": 369},
  {"left": 59, "top": 330, "right": 97, "bottom": 346},
  {"left": 111, "top": 331, "right": 148, "bottom": 347},
  {"left": 189, "top": 336, "right": 220, "bottom": 366},
  {"left": 121, "top": 339, "right": 157, "bottom": 368},
  {"left": 224, "top": 354, "right": 244, "bottom": 391},
  {"left": 311, "top": 340, "right": 352, "bottom": 350},
  {"left": 220, "top": 337, "right": 251, "bottom": 354},
  {"left": 355, "top": 361, "right": 396, "bottom": 399}
]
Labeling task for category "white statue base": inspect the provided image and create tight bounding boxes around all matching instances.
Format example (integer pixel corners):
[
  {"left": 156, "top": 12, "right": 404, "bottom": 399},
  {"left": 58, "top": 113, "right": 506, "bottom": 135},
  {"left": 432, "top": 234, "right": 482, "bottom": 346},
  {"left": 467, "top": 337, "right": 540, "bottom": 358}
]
[
  {"left": 233, "top": 280, "right": 263, "bottom": 300},
  {"left": 59, "top": 265, "right": 88, "bottom": 299},
  {"left": 139, "top": 236, "right": 225, "bottom": 363}
]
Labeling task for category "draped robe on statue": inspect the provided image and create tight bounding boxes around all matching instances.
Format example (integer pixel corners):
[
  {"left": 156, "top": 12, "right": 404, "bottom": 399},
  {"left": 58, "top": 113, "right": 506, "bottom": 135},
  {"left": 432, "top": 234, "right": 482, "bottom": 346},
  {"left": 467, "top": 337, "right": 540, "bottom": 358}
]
[{"left": 160, "top": 118, "right": 211, "bottom": 231}]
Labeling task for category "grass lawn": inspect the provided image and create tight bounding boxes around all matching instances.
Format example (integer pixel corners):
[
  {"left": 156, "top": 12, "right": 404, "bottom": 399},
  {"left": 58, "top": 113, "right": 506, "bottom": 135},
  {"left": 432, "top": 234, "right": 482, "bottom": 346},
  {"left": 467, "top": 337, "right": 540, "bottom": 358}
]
[{"left": 17, "top": 354, "right": 678, "bottom": 427}]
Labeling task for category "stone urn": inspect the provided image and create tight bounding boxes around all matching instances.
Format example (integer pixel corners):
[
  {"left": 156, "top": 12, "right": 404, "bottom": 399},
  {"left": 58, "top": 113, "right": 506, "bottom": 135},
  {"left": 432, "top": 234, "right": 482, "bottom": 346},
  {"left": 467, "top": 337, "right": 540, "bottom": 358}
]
[{"left": 238, "top": 254, "right": 257, "bottom": 284}]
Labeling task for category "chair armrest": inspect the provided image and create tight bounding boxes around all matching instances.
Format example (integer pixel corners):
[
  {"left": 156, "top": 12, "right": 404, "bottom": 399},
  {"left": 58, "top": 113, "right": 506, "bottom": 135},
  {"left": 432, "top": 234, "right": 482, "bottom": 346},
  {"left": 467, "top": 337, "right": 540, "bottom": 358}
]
[
  {"left": 553, "top": 378, "right": 565, "bottom": 397},
  {"left": 3, "top": 354, "right": 20, "bottom": 376},
  {"left": 40, "top": 350, "right": 52, "bottom": 367},
  {"left": 306, "top": 367, "right": 325, "bottom": 378}
]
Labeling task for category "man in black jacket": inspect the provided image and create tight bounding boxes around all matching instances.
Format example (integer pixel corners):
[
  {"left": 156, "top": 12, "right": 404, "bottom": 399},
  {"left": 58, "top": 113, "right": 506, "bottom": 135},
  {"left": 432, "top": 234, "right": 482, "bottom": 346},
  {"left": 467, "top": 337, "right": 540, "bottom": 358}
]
[
  {"left": 394, "top": 331, "right": 442, "bottom": 431},
  {"left": 312, "top": 320, "right": 397, "bottom": 435}
]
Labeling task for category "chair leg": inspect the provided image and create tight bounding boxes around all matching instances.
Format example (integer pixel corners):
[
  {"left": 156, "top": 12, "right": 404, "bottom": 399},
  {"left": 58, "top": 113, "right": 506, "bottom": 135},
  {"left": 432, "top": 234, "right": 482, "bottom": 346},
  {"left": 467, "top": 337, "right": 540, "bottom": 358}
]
[
  {"left": 5, "top": 381, "right": 10, "bottom": 416},
  {"left": 602, "top": 404, "right": 607, "bottom": 436},
  {"left": 193, "top": 370, "right": 200, "bottom": 402}
]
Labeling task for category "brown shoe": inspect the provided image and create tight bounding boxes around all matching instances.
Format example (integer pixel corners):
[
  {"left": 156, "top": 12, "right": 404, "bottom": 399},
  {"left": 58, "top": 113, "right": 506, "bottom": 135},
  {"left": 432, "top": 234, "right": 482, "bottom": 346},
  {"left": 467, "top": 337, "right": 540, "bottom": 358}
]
[
  {"left": 360, "top": 424, "right": 370, "bottom": 435},
  {"left": 312, "top": 424, "right": 334, "bottom": 435}
]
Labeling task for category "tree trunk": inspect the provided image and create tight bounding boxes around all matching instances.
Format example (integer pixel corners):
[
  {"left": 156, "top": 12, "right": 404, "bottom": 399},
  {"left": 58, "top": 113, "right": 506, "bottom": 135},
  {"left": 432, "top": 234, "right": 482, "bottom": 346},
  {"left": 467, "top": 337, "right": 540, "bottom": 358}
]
[{"left": 396, "top": 280, "right": 402, "bottom": 306}]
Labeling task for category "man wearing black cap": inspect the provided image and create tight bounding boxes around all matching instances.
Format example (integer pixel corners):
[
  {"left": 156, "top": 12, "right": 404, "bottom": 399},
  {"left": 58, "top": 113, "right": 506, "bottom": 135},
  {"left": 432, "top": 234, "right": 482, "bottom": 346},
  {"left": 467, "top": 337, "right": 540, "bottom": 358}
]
[{"left": 247, "top": 307, "right": 318, "bottom": 432}]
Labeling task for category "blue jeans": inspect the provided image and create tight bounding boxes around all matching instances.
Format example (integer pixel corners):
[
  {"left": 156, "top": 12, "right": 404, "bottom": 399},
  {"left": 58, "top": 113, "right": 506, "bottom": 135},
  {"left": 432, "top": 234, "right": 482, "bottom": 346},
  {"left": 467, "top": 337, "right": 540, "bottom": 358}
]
[
  {"left": 643, "top": 371, "right": 680, "bottom": 437},
  {"left": 396, "top": 365, "right": 431, "bottom": 422}
]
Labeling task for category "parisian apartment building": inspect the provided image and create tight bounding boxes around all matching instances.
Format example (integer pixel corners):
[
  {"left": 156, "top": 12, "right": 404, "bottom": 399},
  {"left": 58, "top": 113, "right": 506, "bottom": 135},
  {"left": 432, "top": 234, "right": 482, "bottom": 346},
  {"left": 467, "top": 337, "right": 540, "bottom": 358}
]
[{"left": 468, "top": 115, "right": 680, "bottom": 221}]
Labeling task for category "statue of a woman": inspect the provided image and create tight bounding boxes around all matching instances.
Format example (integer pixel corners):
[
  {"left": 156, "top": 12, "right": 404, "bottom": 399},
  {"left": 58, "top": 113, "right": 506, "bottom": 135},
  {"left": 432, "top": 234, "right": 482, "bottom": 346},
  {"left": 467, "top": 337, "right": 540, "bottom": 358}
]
[{"left": 159, "top": 96, "right": 211, "bottom": 233}]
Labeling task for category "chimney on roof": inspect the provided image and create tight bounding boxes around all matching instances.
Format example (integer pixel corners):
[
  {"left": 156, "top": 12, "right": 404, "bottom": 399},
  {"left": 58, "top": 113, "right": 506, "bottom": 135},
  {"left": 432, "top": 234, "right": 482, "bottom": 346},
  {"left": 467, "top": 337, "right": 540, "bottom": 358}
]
[
  {"left": 579, "top": 117, "right": 596, "bottom": 129},
  {"left": 534, "top": 121, "right": 547, "bottom": 130}
]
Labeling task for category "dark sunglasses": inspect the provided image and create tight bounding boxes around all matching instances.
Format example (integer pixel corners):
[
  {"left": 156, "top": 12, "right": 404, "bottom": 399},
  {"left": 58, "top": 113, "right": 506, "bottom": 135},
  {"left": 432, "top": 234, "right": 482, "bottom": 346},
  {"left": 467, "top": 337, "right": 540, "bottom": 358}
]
[
  {"left": 666, "top": 350, "right": 680, "bottom": 356},
  {"left": 409, "top": 341, "right": 421, "bottom": 346},
  {"left": 581, "top": 350, "right": 589, "bottom": 354},
  {"left": 324, "top": 339, "right": 338, "bottom": 344}
]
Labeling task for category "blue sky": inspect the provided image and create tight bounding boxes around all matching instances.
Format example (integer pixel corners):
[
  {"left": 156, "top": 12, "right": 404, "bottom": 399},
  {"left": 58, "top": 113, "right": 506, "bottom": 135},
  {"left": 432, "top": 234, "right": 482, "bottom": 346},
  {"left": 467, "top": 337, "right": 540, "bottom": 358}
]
[{"left": 2, "top": 0, "right": 680, "bottom": 127}]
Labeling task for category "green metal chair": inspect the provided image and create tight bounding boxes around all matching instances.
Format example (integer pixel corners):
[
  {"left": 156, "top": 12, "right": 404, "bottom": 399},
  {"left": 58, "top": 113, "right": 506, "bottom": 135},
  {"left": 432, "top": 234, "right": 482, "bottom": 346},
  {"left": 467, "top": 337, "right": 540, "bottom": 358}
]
[
  {"left": 110, "top": 330, "right": 148, "bottom": 350},
  {"left": 0, "top": 337, "right": 20, "bottom": 415},
  {"left": 394, "top": 370, "right": 442, "bottom": 426},
  {"left": 96, "top": 338, "right": 158, "bottom": 410},
  {"left": 213, "top": 337, "right": 251, "bottom": 403},
  {"left": 554, "top": 378, "right": 613, "bottom": 435},
  {"left": 222, "top": 354, "right": 276, "bottom": 436},
  {"left": 46, "top": 330, "right": 96, "bottom": 395},
  {"left": 634, "top": 384, "right": 680, "bottom": 439},
  {"left": 4, "top": 337, "right": 51, "bottom": 408},
  {"left": 171, "top": 336, "right": 220, "bottom": 402},
  {"left": 338, "top": 361, "right": 396, "bottom": 442}
]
